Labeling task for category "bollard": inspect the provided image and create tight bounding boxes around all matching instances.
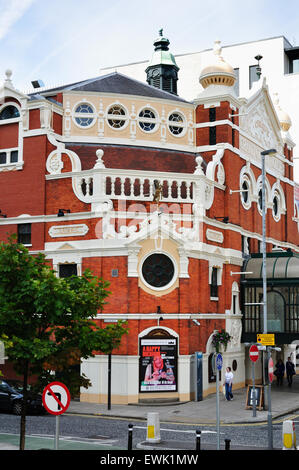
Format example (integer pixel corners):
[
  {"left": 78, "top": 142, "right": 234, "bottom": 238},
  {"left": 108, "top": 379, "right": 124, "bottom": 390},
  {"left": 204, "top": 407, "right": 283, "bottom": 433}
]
[
  {"left": 225, "top": 439, "right": 231, "bottom": 450},
  {"left": 196, "top": 429, "right": 201, "bottom": 451},
  {"left": 282, "top": 419, "right": 297, "bottom": 450},
  {"left": 146, "top": 412, "right": 161, "bottom": 443},
  {"left": 128, "top": 424, "right": 133, "bottom": 451}
]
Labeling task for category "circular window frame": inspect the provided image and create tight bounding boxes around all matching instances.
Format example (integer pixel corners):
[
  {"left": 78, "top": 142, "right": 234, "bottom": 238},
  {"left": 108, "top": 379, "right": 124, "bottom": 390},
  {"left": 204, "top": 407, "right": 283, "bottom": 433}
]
[
  {"left": 106, "top": 103, "right": 128, "bottom": 131},
  {"left": 137, "top": 106, "right": 159, "bottom": 134},
  {"left": 72, "top": 102, "right": 96, "bottom": 129},
  {"left": 167, "top": 111, "right": 186, "bottom": 137},
  {"left": 139, "top": 251, "right": 178, "bottom": 292}
]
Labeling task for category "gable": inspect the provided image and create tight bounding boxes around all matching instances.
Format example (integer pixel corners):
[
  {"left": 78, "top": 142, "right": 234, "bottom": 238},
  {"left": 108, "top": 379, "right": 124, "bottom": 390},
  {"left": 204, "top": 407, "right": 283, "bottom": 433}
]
[
  {"left": 240, "top": 84, "right": 283, "bottom": 153},
  {"left": 238, "top": 80, "right": 285, "bottom": 177}
]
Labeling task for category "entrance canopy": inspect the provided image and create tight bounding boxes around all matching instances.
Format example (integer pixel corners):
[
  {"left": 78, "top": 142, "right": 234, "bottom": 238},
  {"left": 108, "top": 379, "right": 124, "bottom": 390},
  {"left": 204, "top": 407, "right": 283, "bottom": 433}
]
[
  {"left": 241, "top": 250, "right": 299, "bottom": 343},
  {"left": 242, "top": 250, "right": 299, "bottom": 284}
]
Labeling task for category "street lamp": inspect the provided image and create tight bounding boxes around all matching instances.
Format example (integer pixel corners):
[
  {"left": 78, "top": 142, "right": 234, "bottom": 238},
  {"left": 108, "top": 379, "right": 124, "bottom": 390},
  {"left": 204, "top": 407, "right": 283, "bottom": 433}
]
[
  {"left": 260, "top": 148, "right": 276, "bottom": 450},
  {"left": 261, "top": 148, "right": 276, "bottom": 334}
]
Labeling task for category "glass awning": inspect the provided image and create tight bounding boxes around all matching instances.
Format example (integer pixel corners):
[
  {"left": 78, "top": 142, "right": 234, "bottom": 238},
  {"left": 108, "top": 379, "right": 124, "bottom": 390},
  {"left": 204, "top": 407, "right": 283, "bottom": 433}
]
[{"left": 242, "top": 250, "right": 299, "bottom": 282}]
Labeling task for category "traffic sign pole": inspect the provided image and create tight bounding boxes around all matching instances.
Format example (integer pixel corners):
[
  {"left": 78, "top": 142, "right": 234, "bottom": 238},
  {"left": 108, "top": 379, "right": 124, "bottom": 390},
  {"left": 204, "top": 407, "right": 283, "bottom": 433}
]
[
  {"left": 249, "top": 345, "right": 259, "bottom": 418},
  {"left": 42, "top": 382, "right": 71, "bottom": 451},
  {"left": 252, "top": 372, "right": 257, "bottom": 418},
  {"left": 214, "top": 353, "right": 223, "bottom": 450},
  {"left": 267, "top": 350, "right": 273, "bottom": 449},
  {"left": 55, "top": 415, "right": 60, "bottom": 450}
]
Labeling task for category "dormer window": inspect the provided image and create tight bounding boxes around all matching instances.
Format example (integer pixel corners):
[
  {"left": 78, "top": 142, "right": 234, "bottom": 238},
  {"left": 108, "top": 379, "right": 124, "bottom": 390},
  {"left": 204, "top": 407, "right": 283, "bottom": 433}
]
[{"left": 0, "top": 105, "right": 20, "bottom": 120}]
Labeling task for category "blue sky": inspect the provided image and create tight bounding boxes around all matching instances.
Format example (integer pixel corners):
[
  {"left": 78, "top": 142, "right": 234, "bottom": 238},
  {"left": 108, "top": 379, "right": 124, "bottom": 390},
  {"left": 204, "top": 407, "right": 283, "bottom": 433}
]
[
  {"left": 1, "top": 0, "right": 299, "bottom": 91},
  {"left": 1, "top": 0, "right": 298, "bottom": 181}
]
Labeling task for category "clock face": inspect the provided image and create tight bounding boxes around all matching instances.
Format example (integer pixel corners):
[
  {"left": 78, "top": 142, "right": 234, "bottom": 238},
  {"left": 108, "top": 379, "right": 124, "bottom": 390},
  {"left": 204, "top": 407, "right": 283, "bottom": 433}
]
[{"left": 152, "top": 69, "right": 159, "bottom": 78}]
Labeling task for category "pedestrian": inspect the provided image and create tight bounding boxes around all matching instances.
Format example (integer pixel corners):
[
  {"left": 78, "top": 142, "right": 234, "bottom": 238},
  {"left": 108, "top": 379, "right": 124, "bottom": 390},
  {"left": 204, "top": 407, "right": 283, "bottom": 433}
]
[
  {"left": 223, "top": 367, "right": 233, "bottom": 401},
  {"left": 274, "top": 359, "right": 285, "bottom": 386},
  {"left": 286, "top": 356, "right": 296, "bottom": 387}
]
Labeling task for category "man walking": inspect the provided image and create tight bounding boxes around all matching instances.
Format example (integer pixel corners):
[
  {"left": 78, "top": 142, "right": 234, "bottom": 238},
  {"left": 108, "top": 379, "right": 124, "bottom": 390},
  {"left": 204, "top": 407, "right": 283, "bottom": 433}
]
[{"left": 286, "top": 356, "right": 296, "bottom": 387}]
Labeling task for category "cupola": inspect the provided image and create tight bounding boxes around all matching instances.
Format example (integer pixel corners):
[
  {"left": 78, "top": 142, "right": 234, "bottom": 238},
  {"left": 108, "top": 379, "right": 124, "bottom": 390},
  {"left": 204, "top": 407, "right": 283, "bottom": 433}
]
[
  {"left": 145, "top": 29, "right": 179, "bottom": 95},
  {"left": 199, "top": 40, "right": 236, "bottom": 89}
]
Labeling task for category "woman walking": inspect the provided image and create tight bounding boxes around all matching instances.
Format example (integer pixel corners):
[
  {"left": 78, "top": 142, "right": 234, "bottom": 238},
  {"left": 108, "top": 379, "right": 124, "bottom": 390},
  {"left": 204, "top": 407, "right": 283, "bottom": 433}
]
[{"left": 224, "top": 367, "right": 234, "bottom": 401}]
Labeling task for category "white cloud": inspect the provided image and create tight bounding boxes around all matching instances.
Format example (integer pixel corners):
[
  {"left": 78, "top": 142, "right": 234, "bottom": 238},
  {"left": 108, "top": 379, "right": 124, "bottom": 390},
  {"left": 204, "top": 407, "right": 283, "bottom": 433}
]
[{"left": 0, "top": 0, "right": 35, "bottom": 40}]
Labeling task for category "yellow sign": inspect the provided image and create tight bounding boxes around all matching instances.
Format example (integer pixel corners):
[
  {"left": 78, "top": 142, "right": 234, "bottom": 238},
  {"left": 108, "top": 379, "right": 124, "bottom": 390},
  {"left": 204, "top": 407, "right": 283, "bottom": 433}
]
[{"left": 257, "top": 334, "right": 275, "bottom": 346}]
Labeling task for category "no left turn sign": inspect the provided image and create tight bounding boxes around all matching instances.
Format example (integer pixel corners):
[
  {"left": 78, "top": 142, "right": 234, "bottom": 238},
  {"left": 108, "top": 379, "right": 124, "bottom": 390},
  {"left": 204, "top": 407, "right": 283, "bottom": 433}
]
[{"left": 42, "top": 381, "right": 71, "bottom": 415}]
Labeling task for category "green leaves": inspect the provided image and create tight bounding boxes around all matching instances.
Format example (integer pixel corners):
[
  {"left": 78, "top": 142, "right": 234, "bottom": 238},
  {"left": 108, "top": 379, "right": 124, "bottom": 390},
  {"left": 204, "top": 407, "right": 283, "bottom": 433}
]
[{"left": 0, "top": 236, "right": 128, "bottom": 395}]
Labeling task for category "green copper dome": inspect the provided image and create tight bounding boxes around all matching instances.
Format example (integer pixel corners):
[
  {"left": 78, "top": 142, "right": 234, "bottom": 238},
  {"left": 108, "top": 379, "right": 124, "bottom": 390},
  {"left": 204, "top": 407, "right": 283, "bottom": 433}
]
[{"left": 147, "top": 29, "right": 179, "bottom": 69}]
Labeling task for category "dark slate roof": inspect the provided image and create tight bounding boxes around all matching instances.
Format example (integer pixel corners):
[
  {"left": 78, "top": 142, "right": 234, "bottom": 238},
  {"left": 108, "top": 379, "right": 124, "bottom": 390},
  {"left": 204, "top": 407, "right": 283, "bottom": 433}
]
[{"left": 29, "top": 72, "right": 189, "bottom": 103}]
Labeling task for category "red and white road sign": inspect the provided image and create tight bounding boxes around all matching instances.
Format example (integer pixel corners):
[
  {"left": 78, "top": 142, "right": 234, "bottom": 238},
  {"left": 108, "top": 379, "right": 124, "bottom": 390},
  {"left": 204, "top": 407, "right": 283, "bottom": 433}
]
[
  {"left": 268, "top": 358, "right": 274, "bottom": 383},
  {"left": 42, "top": 382, "right": 71, "bottom": 416},
  {"left": 249, "top": 344, "right": 259, "bottom": 363}
]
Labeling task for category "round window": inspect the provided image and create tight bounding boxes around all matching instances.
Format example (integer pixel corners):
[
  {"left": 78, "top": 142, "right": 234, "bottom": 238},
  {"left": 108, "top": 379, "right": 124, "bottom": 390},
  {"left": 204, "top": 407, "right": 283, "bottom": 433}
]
[
  {"left": 138, "top": 108, "right": 157, "bottom": 132},
  {"left": 141, "top": 253, "right": 175, "bottom": 289},
  {"left": 168, "top": 112, "right": 185, "bottom": 136},
  {"left": 74, "top": 103, "right": 95, "bottom": 127},
  {"left": 107, "top": 105, "right": 126, "bottom": 129}
]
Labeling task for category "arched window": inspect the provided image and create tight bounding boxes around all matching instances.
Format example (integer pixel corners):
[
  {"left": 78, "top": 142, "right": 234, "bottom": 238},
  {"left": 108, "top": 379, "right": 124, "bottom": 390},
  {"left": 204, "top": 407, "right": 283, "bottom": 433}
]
[
  {"left": 0, "top": 105, "right": 20, "bottom": 120},
  {"left": 263, "top": 291, "right": 285, "bottom": 332}
]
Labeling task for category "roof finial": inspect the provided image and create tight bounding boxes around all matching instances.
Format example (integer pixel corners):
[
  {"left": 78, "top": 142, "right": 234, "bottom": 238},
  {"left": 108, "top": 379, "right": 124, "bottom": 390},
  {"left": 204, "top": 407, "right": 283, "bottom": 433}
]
[
  {"left": 213, "top": 40, "right": 222, "bottom": 57},
  {"left": 4, "top": 69, "right": 13, "bottom": 86},
  {"left": 159, "top": 28, "right": 163, "bottom": 36}
]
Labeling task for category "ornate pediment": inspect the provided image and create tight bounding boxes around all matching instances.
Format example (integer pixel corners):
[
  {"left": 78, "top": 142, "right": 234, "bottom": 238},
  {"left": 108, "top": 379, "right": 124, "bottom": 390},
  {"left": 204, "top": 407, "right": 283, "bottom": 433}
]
[
  {"left": 239, "top": 82, "right": 284, "bottom": 176},
  {"left": 240, "top": 95, "right": 282, "bottom": 153}
]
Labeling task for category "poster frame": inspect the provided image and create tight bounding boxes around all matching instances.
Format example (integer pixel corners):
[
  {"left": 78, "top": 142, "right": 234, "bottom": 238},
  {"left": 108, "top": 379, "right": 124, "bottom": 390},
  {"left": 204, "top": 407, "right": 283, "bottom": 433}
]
[{"left": 139, "top": 335, "right": 178, "bottom": 393}]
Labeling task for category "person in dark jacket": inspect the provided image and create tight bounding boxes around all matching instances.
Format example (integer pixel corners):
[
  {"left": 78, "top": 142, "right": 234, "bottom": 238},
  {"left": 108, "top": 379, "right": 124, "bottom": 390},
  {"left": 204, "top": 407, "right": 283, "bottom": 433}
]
[
  {"left": 274, "top": 359, "right": 285, "bottom": 386},
  {"left": 286, "top": 357, "right": 296, "bottom": 387}
]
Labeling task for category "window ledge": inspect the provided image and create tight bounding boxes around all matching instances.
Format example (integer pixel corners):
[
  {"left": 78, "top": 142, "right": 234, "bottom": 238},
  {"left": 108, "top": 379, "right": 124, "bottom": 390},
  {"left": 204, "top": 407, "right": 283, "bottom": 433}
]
[
  {"left": 0, "top": 162, "right": 23, "bottom": 172},
  {"left": 210, "top": 297, "right": 219, "bottom": 301}
]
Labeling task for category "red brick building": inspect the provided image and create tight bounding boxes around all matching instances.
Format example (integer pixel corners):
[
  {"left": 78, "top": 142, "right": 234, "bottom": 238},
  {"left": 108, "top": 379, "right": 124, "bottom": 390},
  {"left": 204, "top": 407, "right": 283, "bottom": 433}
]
[{"left": 0, "top": 35, "right": 298, "bottom": 404}]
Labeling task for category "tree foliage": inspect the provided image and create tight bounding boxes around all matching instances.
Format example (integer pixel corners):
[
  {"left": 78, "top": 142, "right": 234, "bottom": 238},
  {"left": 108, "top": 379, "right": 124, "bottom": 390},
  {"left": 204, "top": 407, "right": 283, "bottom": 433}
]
[{"left": 0, "top": 235, "right": 128, "bottom": 449}]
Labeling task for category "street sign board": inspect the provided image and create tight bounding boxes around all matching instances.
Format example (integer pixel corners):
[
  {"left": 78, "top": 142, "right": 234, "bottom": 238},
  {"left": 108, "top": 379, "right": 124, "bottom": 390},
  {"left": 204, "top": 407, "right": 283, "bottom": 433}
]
[
  {"left": 268, "top": 358, "right": 274, "bottom": 383},
  {"left": 249, "top": 344, "right": 259, "bottom": 362},
  {"left": 42, "top": 381, "right": 71, "bottom": 416},
  {"left": 257, "top": 334, "right": 275, "bottom": 346},
  {"left": 215, "top": 353, "right": 223, "bottom": 371}
]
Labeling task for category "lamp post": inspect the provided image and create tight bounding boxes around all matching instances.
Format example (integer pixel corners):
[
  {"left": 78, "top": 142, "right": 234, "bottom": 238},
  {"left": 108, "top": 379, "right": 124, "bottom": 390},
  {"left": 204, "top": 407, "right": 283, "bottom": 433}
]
[{"left": 260, "top": 148, "right": 276, "bottom": 450}]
